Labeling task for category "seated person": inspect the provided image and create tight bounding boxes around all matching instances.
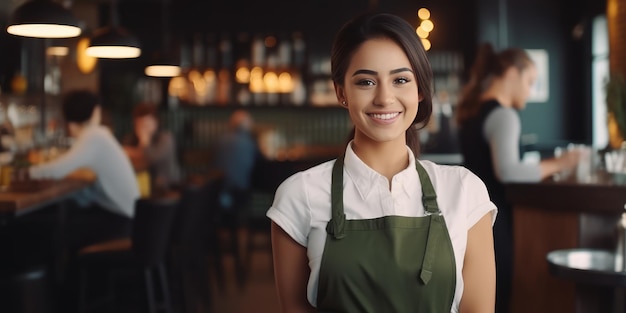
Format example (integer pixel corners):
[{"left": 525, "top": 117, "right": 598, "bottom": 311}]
[
  {"left": 28, "top": 90, "right": 140, "bottom": 250},
  {"left": 123, "top": 102, "right": 181, "bottom": 192}
]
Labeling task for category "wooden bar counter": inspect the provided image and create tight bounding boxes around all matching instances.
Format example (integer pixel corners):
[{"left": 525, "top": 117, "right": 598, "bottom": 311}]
[
  {"left": 506, "top": 170, "right": 626, "bottom": 313},
  {"left": 0, "top": 178, "right": 93, "bottom": 218}
]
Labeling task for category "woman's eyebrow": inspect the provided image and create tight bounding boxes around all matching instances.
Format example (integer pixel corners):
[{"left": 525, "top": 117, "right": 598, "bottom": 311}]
[
  {"left": 352, "top": 67, "right": 414, "bottom": 76},
  {"left": 390, "top": 67, "right": 413, "bottom": 74}
]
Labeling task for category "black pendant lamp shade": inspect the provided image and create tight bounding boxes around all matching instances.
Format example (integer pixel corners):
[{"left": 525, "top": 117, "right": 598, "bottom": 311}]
[
  {"left": 7, "top": 0, "right": 82, "bottom": 38},
  {"left": 86, "top": 26, "right": 141, "bottom": 59}
]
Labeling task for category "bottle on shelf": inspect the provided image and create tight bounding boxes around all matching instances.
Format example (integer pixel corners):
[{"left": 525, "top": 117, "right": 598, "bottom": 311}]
[{"left": 216, "top": 33, "right": 233, "bottom": 106}]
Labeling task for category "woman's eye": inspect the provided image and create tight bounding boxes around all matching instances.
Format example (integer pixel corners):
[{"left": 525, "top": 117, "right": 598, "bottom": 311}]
[
  {"left": 395, "top": 77, "right": 411, "bottom": 84},
  {"left": 356, "top": 79, "right": 375, "bottom": 86}
]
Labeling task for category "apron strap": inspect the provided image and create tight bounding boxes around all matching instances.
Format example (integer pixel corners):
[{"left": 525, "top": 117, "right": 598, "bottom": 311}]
[
  {"left": 415, "top": 160, "right": 443, "bottom": 284},
  {"left": 415, "top": 160, "right": 440, "bottom": 215},
  {"left": 327, "top": 155, "right": 346, "bottom": 239},
  {"left": 327, "top": 156, "right": 442, "bottom": 239},
  {"left": 418, "top": 214, "right": 442, "bottom": 285}
]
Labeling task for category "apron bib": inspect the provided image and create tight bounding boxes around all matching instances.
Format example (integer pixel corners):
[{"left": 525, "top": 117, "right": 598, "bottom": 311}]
[{"left": 317, "top": 156, "right": 457, "bottom": 313}]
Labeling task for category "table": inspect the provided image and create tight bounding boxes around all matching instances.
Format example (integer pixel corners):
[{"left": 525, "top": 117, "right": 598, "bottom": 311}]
[
  {"left": 506, "top": 170, "right": 626, "bottom": 313},
  {"left": 547, "top": 249, "right": 626, "bottom": 313}
]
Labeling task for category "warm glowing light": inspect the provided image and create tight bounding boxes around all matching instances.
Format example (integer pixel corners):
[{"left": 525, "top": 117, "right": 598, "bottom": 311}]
[
  {"left": 249, "top": 67, "right": 264, "bottom": 93},
  {"left": 421, "top": 38, "right": 431, "bottom": 51},
  {"left": 416, "top": 27, "right": 429, "bottom": 39},
  {"left": 85, "top": 46, "right": 141, "bottom": 58},
  {"left": 7, "top": 24, "right": 81, "bottom": 38},
  {"left": 168, "top": 76, "right": 187, "bottom": 97},
  {"left": 76, "top": 37, "right": 97, "bottom": 74},
  {"left": 189, "top": 69, "right": 206, "bottom": 96},
  {"left": 189, "top": 69, "right": 202, "bottom": 81},
  {"left": 47, "top": 46, "right": 69, "bottom": 56},
  {"left": 236, "top": 67, "right": 251, "bottom": 83},
  {"left": 145, "top": 65, "right": 181, "bottom": 77},
  {"left": 203, "top": 70, "right": 216, "bottom": 82},
  {"left": 420, "top": 20, "right": 434, "bottom": 32},
  {"left": 263, "top": 72, "right": 279, "bottom": 93},
  {"left": 608, "top": 0, "right": 618, "bottom": 17},
  {"left": 278, "top": 72, "right": 294, "bottom": 93},
  {"left": 250, "top": 77, "right": 264, "bottom": 93},
  {"left": 418, "top": 8, "right": 431, "bottom": 20}
]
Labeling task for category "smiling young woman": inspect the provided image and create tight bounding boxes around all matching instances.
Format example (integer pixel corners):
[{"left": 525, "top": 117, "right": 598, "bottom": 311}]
[{"left": 268, "top": 13, "right": 497, "bottom": 313}]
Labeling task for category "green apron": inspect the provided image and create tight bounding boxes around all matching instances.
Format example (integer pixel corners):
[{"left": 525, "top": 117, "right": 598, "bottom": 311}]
[{"left": 317, "top": 156, "right": 457, "bottom": 312}]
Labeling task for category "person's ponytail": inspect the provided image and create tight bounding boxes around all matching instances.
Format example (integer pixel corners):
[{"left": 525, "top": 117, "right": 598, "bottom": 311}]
[{"left": 456, "top": 43, "right": 497, "bottom": 125}]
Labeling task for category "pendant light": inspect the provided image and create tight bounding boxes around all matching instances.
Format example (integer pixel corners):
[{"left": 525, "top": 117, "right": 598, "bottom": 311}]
[
  {"left": 7, "top": 0, "right": 82, "bottom": 38},
  {"left": 144, "top": 0, "right": 180, "bottom": 77},
  {"left": 86, "top": 0, "right": 141, "bottom": 59}
]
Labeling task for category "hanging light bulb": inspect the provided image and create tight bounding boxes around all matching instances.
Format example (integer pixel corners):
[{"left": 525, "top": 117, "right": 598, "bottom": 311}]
[
  {"left": 7, "top": 0, "right": 82, "bottom": 38},
  {"left": 145, "top": 64, "right": 181, "bottom": 77},
  {"left": 144, "top": 0, "right": 180, "bottom": 77},
  {"left": 87, "top": 0, "right": 141, "bottom": 59},
  {"left": 87, "top": 27, "right": 141, "bottom": 59}
]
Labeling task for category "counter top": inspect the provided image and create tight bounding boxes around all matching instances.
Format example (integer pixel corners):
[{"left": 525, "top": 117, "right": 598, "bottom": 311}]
[
  {"left": 506, "top": 170, "right": 626, "bottom": 214},
  {"left": 0, "top": 178, "right": 92, "bottom": 216}
]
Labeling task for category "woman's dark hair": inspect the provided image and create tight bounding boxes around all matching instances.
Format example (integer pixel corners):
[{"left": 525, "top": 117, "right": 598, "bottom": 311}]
[
  {"left": 331, "top": 12, "right": 433, "bottom": 156},
  {"left": 456, "top": 43, "right": 534, "bottom": 125},
  {"left": 128, "top": 102, "right": 160, "bottom": 146},
  {"left": 62, "top": 90, "right": 100, "bottom": 124},
  {"left": 132, "top": 102, "right": 159, "bottom": 120}
]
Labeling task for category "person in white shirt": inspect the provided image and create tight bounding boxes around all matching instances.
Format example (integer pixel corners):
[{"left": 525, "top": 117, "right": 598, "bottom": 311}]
[
  {"left": 29, "top": 90, "right": 140, "bottom": 249},
  {"left": 268, "top": 13, "right": 497, "bottom": 313}
]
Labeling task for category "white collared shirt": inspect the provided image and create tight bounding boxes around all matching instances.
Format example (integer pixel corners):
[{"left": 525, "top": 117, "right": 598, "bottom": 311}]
[
  {"left": 29, "top": 125, "right": 140, "bottom": 218},
  {"left": 267, "top": 142, "right": 497, "bottom": 312}
]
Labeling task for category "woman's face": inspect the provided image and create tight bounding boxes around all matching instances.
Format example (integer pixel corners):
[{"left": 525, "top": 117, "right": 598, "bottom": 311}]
[
  {"left": 512, "top": 64, "right": 537, "bottom": 110},
  {"left": 134, "top": 115, "right": 157, "bottom": 136},
  {"left": 337, "top": 38, "right": 419, "bottom": 146}
]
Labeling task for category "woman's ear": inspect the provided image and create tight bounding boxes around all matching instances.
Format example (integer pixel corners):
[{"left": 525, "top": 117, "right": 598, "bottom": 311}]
[{"left": 334, "top": 83, "right": 347, "bottom": 107}]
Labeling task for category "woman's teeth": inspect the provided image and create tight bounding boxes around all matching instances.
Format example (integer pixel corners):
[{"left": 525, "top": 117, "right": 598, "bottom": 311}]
[{"left": 369, "top": 113, "right": 399, "bottom": 120}]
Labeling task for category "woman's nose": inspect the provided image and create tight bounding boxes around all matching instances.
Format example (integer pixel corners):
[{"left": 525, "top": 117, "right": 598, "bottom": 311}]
[{"left": 373, "top": 84, "right": 395, "bottom": 106}]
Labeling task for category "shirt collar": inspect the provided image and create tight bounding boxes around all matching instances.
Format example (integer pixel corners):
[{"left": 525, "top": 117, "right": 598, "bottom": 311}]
[{"left": 343, "top": 141, "right": 417, "bottom": 201}]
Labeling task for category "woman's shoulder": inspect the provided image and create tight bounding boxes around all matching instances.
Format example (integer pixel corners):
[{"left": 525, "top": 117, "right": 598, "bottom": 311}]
[
  {"left": 418, "top": 159, "right": 485, "bottom": 186},
  {"left": 276, "top": 159, "right": 335, "bottom": 192}
]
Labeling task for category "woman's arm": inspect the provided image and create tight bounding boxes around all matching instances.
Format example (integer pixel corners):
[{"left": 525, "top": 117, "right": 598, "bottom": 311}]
[
  {"left": 459, "top": 212, "right": 496, "bottom": 313},
  {"left": 271, "top": 221, "right": 316, "bottom": 313}
]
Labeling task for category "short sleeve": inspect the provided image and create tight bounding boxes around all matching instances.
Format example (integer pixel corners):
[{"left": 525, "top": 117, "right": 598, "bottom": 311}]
[
  {"left": 460, "top": 169, "right": 498, "bottom": 227},
  {"left": 266, "top": 172, "right": 311, "bottom": 247}
]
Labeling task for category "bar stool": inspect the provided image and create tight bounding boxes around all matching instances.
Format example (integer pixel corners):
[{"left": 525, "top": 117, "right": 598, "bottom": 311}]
[
  {"left": 169, "top": 178, "right": 217, "bottom": 313},
  {"left": 77, "top": 195, "right": 180, "bottom": 313}
]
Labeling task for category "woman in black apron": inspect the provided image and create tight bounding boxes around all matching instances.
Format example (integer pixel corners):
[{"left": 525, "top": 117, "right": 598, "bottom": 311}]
[
  {"left": 268, "top": 13, "right": 497, "bottom": 312},
  {"left": 456, "top": 43, "right": 580, "bottom": 313}
]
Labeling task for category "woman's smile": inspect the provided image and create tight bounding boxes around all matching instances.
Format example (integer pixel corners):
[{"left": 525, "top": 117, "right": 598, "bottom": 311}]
[{"left": 367, "top": 112, "right": 402, "bottom": 124}]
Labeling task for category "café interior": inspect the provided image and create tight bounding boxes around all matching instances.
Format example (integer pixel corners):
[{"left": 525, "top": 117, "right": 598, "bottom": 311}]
[{"left": 0, "top": 0, "right": 623, "bottom": 312}]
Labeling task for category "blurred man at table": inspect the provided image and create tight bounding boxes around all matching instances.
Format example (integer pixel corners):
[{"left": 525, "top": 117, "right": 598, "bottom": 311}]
[
  {"left": 122, "top": 102, "right": 181, "bottom": 193},
  {"left": 28, "top": 89, "right": 140, "bottom": 250}
]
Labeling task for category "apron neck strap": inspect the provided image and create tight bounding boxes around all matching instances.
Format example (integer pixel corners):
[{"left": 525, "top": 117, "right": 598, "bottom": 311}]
[
  {"left": 327, "top": 155, "right": 347, "bottom": 239},
  {"left": 415, "top": 160, "right": 441, "bottom": 215},
  {"left": 327, "top": 154, "right": 441, "bottom": 239}
]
